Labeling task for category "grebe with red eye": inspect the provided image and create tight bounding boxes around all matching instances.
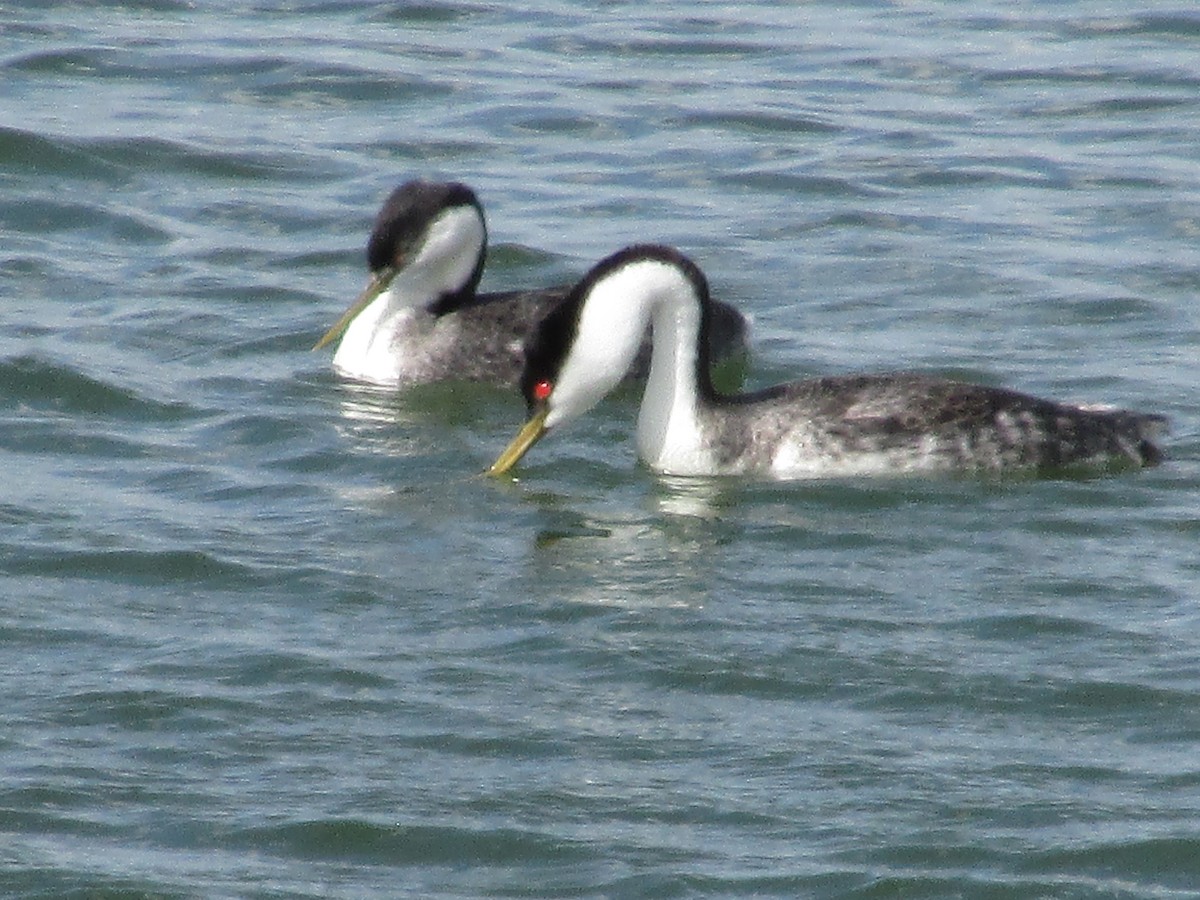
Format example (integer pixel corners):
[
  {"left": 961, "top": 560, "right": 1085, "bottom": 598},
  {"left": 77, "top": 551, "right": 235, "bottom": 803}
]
[
  {"left": 313, "top": 180, "right": 750, "bottom": 388},
  {"left": 488, "top": 245, "right": 1166, "bottom": 479}
]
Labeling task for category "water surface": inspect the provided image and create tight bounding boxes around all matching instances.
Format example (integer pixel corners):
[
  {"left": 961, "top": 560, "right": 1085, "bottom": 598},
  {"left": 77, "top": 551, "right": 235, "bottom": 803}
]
[{"left": 2, "top": 2, "right": 1199, "bottom": 897}]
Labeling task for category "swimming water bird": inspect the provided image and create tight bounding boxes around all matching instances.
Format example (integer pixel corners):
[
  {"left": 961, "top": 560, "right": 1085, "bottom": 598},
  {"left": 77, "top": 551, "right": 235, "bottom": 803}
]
[
  {"left": 488, "top": 245, "right": 1166, "bottom": 479},
  {"left": 313, "top": 180, "right": 750, "bottom": 388}
]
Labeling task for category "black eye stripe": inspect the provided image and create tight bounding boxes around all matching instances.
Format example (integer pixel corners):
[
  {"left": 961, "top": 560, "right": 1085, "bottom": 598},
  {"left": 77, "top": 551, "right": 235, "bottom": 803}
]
[{"left": 521, "top": 290, "right": 581, "bottom": 408}]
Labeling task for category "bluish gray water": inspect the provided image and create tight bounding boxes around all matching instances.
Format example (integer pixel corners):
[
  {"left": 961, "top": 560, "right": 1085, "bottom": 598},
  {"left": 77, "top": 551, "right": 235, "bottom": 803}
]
[{"left": 3, "top": 2, "right": 1200, "bottom": 898}]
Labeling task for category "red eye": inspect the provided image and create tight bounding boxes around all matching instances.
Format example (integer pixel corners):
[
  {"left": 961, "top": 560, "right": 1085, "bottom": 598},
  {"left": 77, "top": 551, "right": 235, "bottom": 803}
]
[{"left": 532, "top": 379, "right": 553, "bottom": 401}]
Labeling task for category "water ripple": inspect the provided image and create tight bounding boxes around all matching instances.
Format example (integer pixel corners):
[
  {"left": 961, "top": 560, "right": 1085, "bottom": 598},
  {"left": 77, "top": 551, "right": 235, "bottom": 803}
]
[
  {"left": 234, "top": 819, "right": 587, "bottom": 866},
  {"left": 2, "top": 2, "right": 1198, "bottom": 898},
  {"left": 0, "top": 355, "right": 197, "bottom": 421}
]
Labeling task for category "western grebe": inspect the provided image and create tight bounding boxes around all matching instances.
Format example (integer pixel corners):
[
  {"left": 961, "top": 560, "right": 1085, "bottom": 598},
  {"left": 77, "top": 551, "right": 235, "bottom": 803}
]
[
  {"left": 488, "top": 244, "right": 1166, "bottom": 478},
  {"left": 313, "top": 180, "right": 750, "bottom": 388}
]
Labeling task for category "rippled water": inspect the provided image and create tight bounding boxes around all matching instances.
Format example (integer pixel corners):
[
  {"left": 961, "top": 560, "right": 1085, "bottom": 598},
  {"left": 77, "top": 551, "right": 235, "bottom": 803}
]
[{"left": 3, "top": 2, "right": 1200, "bottom": 897}]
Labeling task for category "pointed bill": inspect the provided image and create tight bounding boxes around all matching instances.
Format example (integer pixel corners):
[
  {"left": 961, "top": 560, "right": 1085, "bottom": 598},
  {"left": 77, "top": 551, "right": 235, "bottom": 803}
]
[
  {"left": 312, "top": 267, "right": 397, "bottom": 351},
  {"left": 487, "top": 407, "right": 550, "bottom": 476}
]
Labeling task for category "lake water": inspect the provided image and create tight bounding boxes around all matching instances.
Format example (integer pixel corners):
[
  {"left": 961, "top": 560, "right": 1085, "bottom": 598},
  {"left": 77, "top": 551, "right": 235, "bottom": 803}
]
[{"left": 3, "top": 2, "right": 1200, "bottom": 897}]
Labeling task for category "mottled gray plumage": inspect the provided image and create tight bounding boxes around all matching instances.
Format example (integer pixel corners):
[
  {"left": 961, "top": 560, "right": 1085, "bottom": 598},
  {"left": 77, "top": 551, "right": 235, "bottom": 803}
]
[{"left": 703, "top": 373, "right": 1165, "bottom": 474}]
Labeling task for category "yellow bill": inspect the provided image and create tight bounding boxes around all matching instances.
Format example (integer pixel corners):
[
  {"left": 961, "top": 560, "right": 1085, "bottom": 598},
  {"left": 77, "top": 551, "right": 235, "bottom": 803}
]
[
  {"left": 312, "top": 267, "right": 397, "bottom": 351},
  {"left": 487, "top": 407, "right": 550, "bottom": 476}
]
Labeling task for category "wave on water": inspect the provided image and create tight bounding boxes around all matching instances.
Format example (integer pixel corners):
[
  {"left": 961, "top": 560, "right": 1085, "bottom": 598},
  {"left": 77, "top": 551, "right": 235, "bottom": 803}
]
[
  {"left": 0, "top": 354, "right": 197, "bottom": 421},
  {"left": 233, "top": 819, "right": 587, "bottom": 867}
]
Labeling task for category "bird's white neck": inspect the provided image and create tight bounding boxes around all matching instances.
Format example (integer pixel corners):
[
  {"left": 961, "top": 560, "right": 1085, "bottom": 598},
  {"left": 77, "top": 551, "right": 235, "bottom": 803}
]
[
  {"left": 635, "top": 272, "right": 708, "bottom": 474},
  {"left": 331, "top": 271, "right": 433, "bottom": 374}
]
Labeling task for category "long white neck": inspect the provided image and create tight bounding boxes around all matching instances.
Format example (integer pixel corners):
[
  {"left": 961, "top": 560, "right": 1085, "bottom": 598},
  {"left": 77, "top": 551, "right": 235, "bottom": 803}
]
[
  {"left": 635, "top": 272, "right": 706, "bottom": 473},
  {"left": 332, "top": 205, "right": 484, "bottom": 380}
]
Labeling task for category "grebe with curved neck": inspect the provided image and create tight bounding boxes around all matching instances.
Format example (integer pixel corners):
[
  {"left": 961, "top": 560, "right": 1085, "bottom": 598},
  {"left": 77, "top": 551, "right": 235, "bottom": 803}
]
[
  {"left": 313, "top": 181, "right": 750, "bottom": 388},
  {"left": 488, "top": 245, "right": 1166, "bottom": 479}
]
